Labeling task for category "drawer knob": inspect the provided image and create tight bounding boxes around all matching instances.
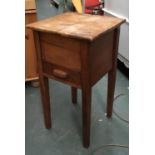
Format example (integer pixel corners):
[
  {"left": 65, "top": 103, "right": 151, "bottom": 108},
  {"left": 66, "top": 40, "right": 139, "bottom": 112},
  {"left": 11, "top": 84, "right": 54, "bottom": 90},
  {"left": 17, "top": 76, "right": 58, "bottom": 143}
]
[{"left": 53, "top": 69, "right": 68, "bottom": 78}]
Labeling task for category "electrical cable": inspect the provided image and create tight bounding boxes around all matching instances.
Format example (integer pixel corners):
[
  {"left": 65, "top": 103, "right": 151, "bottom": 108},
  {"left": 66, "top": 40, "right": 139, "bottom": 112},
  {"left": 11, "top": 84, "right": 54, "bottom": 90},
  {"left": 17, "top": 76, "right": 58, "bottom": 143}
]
[
  {"left": 113, "top": 93, "right": 129, "bottom": 123},
  {"left": 91, "top": 144, "right": 129, "bottom": 155},
  {"left": 90, "top": 93, "right": 129, "bottom": 154}
]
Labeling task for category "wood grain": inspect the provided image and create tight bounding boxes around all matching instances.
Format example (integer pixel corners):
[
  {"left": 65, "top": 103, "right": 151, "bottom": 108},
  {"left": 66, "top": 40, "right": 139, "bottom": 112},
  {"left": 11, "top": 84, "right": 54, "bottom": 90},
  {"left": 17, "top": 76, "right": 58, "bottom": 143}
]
[
  {"left": 41, "top": 41, "right": 81, "bottom": 71},
  {"left": 90, "top": 31, "right": 114, "bottom": 86},
  {"left": 40, "top": 32, "right": 81, "bottom": 52},
  {"left": 27, "top": 12, "right": 125, "bottom": 41}
]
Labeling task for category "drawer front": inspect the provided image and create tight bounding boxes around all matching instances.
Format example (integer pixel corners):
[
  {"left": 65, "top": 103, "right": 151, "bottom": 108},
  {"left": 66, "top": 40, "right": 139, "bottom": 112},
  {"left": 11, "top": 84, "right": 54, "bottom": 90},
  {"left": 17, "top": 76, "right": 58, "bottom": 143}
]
[
  {"left": 40, "top": 33, "right": 81, "bottom": 72},
  {"left": 43, "top": 62, "right": 81, "bottom": 88}
]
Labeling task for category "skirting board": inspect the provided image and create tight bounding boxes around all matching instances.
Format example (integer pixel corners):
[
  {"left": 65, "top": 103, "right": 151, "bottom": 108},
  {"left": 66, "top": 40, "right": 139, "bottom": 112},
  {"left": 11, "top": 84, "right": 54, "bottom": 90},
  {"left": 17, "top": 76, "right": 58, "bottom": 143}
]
[{"left": 118, "top": 53, "right": 129, "bottom": 68}]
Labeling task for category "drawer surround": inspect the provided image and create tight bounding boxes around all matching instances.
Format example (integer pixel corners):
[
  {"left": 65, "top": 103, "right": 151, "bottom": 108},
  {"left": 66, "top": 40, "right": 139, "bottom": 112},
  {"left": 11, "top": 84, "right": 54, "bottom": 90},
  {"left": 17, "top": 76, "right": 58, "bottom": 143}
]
[{"left": 42, "top": 62, "right": 81, "bottom": 88}]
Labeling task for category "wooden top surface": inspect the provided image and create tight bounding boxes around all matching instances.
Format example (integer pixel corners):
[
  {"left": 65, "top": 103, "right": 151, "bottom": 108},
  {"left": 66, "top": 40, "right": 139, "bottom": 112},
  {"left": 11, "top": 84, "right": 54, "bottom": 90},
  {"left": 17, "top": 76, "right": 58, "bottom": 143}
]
[{"left": 27, "top": 12, "right": 125, "bottom": 41}]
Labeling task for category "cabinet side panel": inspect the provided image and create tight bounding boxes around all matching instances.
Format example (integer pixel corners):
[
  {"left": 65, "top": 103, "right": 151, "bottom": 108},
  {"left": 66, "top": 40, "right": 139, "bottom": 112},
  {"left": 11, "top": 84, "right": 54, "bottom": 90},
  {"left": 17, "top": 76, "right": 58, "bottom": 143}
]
[{"left": 90, "top": 31, "right": 114, "bottom": 86}]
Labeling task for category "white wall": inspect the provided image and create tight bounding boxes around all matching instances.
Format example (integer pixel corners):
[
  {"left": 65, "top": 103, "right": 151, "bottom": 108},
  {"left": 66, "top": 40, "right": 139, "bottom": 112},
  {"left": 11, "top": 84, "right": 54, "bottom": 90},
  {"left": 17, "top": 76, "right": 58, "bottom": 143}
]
[
  {"left": 105, "top": 0, "right": 129, "bottom": 18},
  {"left": 104, "top": 0, "right": 129, "bottom": 67}
]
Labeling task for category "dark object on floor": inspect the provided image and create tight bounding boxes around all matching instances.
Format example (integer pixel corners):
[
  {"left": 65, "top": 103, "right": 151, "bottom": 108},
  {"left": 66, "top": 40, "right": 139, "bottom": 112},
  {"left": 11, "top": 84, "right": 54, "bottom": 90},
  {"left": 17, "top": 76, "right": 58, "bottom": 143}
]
[
  {"left": 50, "top": 0, "right": 60, "bottom": 9},
  {"left": 117, "top": 59, "right": 129, "bottom": 79},
  {"left": 31, "top": 80, "right": 40, "bottom": 87}
]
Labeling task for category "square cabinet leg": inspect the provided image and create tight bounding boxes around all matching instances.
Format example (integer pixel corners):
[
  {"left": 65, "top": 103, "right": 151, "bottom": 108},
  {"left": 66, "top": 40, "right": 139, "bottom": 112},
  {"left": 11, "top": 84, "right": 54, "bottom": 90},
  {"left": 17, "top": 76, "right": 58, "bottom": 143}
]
[
  {"left": 39, "top": 76, "right": 51, "bottom": 129},
  {"left": 82, "top": 87, "right": 92, "bottom": 148},
  {"left": 106, "top": 28, "right": 120, "bottom": 118},
  {"left": 106, "top": 70, "right": 117, "bottom": 118}
]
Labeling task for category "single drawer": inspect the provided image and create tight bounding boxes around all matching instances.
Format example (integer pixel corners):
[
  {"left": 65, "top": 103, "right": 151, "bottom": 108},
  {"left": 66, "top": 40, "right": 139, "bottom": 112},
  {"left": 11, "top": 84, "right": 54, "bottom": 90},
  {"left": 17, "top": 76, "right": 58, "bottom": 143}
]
[
  {"left": 39, "top": 32, "right": 81, "bottom": 72},
  {"left": 43, "top": 62, "right": 81, "bottom": 88}
]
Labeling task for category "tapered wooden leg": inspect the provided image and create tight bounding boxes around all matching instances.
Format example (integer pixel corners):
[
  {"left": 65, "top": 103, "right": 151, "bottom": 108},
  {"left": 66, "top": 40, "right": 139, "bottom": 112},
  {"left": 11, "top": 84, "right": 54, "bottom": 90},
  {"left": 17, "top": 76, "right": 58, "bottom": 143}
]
[
  {"left": 71, "top": 87, "right": 77, "bottom": 104},
  {"left": 106, "top": 28, "right": 120, "bottom": 118},
  {"left": 39, "top": 76, "right": 51, "bottom": 129},
  {"left": 33, "top": 31, "right": 51, "bottom": 129},
  {"left": 106, "top": 69, "right": 117, "bottom": 118},
  {"left": 82, "top": 87, "right": 91, "bottom": 148}
]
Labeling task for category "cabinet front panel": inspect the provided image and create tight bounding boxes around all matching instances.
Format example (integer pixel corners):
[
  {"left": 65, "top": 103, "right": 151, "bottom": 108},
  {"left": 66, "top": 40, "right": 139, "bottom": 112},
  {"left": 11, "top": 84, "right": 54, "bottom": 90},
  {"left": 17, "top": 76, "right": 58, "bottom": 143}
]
[{"left": 40, "top": 33, "right": 81, "bottom": 72}]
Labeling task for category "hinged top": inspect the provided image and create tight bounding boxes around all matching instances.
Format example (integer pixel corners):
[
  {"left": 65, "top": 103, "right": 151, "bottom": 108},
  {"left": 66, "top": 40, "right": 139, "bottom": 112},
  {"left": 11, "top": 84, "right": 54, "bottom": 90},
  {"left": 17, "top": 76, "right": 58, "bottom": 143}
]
[{"left": 27, "top": 12, "right": 125, "bottom": 41}]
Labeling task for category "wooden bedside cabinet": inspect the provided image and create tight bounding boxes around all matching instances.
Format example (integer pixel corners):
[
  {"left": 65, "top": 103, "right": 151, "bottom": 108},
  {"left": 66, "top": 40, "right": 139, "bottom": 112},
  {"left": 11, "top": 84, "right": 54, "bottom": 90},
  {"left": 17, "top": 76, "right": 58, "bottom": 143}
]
[
  {"left": 25, "top": 0, "right": 39, "bottom": 84},
  {"left": 27, "top": 12, "right": 125, "bottom": 148}
]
